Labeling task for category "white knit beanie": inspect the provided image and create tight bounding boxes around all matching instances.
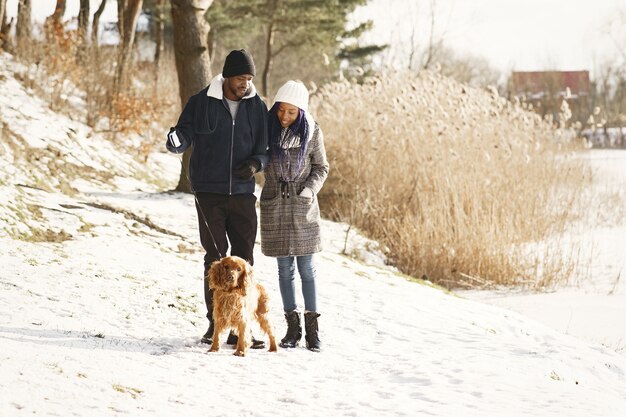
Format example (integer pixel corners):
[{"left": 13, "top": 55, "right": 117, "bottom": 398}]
[{"left": 273, "top": 80, "right": 309, "bottom": 112}]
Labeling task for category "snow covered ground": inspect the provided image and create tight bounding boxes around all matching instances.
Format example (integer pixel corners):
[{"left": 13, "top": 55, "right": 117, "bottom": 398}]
[
  {"left": 463, "top": 150, "right": 626, "bottom": 355},
  {"left": 2, "top": 52, "right": 626, "bottom": 416}
]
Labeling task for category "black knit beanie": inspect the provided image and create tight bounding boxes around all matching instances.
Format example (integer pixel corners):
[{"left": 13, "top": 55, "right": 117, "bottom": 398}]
[{"left": 222, "top": 49, "right": 256, "bottom": 78}]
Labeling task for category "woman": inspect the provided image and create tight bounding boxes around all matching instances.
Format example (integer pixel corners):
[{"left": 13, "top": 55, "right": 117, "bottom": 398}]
[{"left": 260, "top": 80, "right": 329, "bottom": 352}]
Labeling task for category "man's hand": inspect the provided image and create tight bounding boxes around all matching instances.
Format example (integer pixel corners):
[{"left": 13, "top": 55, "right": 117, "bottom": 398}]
[
  {"left": 233, "top": 158, "right": 261, "bottom": 180},
  {"left": 165, "top": 127, "right": 190, "bottom": 154}
]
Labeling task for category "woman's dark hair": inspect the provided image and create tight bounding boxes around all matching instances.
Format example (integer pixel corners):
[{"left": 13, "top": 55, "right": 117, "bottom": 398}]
[{"left": 268, "top": 102, "right": 310, "bottom": 179}]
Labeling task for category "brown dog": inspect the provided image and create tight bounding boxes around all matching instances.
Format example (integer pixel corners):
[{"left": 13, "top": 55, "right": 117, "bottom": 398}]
[{"left": 207, "top": 256, "right": 277, "bottom": 356}]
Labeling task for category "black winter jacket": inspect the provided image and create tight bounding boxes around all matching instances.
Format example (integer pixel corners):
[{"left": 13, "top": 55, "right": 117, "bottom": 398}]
[{"left": 166, "top": 75, "right": 269, "bottom": 194}]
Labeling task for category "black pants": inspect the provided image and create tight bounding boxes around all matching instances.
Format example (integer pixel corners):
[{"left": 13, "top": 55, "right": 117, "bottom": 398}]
[{"left": 195, "top": 192, "right": 257, "bottom": 320}]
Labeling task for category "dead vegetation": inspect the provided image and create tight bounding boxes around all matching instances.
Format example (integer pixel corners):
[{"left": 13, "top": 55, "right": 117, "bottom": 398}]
[{"left": 313, "top": 71, "right": 594, "bottom": 289}]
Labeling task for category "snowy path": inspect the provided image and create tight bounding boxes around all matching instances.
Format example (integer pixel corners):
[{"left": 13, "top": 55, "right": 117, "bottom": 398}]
[{"left": 2, "top": 187, "right": 626, "bottom": 416}]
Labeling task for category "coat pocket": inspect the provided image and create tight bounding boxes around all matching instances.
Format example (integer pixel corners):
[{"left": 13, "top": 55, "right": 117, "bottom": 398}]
[
  {"left": 259, "top": 197, "right": 281, "bottom": 231},
  {"left": 294, "top": 195, "right": 320, "bottom": 224}
]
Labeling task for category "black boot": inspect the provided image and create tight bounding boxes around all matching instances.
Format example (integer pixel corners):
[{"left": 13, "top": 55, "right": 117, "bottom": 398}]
[
  {"left": 200, "top": 287, "right": 214, "bottom": 344},
  {"left": 200, "top": 319, "right": 214, "bottom": 344},
  {"left": 279, "top": 310, "right": 302, "bottom": 348},
  {"left": 226, "top": 331, "right": 266, "bottom": 349},
  {"left": 304, "top": 311, "right": 321, "bottom": 352}
]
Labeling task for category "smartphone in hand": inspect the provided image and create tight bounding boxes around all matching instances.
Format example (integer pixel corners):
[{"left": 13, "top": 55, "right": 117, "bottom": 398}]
[{"left": 168, "top": 130, "right": 182, "bottom": 147}]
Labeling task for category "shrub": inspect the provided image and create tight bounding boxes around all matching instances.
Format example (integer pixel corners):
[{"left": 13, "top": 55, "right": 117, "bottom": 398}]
[
  {"left": 312, "top": 71, "right": 591, "bottom": 289},
  {"left": 12, "top": 25, "right": 180, "bottom": 158}
]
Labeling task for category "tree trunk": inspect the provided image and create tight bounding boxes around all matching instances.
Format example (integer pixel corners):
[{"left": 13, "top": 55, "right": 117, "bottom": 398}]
[
  {"left": 16, "top": 0, "right": 32, "bottom": 50},
  {"left": 91, "top": 0, "right": 107, "bottom": 47},
  {"left": 261, "top": 20, "right": 275, "bottom": 98},
  {"left": 114, "top": 0, "right": 143, "bottom": 94},
  {"left": 0, "top": 12, "right": 12, "bottom": 52},
  {"left": 77, "top": 0, "right": 90, "bottom": 61},
  {"left": 207, "top": 23, "right": 215, "bottom": 61},
  {"left": 50, "top": 0, "right": 66, "bottom": 23},
  {"left": 44, "top": 0, "right": 66, "bottom": 28},
  {"left": 0, "top": 0, "right": 7, "bottom": 49},
  {"left": 260, "top": 0, "right": 278, "bottom": 98},
  {"left": 170, "top": 0, "right": 213, "bottom": 193},
  {"left": 153, "top": 0, "right": 165, "bottom": 92}
]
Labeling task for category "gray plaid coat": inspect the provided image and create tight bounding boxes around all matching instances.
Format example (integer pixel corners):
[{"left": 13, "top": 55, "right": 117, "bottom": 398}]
[{"left": 260, "top": 120, "right": 329, "bottom": 257}]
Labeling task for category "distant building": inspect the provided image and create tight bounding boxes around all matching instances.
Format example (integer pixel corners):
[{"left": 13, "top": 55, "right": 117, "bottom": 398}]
[{"left": 508, "top": 71, "right": 592, "bottom": 124}]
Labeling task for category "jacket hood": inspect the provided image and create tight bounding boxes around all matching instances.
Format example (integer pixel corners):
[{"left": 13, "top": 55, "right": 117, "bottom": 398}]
[{"left": 207, "top": 74, "right": 257, "bottom": 100}]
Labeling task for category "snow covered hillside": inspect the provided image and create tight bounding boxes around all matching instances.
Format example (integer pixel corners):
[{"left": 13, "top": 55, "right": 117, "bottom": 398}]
[{"left": 1, "top": 52, "right": 626, "bottom": 416}]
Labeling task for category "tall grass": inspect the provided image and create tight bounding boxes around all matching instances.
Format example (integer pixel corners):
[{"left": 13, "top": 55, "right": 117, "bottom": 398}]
[{"left": 312, "top": 71, "right": 592, "bottom": 289}]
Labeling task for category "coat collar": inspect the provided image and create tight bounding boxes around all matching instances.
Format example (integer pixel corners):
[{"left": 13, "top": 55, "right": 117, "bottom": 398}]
[
  {"left": 304, "top": 111, "right": 316, "bottom": 142},
  {"left": 207, "top": 74, "right": 257, "bottom": 100}
]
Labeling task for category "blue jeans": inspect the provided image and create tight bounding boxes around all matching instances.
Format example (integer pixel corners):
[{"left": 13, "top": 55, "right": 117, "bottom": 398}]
[{"left": 277, "top": 255, "right": 317, "bottom": 313}]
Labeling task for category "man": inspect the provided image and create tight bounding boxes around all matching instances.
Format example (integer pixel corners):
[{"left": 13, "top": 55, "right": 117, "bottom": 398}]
[{"left": 166, "top": 49, "right": 268, "bottom": 347}]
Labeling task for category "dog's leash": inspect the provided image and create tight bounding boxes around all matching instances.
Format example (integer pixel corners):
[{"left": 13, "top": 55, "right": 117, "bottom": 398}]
[{"left": 169, "top": 132, "right": 224, "bottom": 259}]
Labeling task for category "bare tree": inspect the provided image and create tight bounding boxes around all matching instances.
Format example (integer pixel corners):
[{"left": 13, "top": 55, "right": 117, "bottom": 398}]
[
  {"left": 607, "top": 8, "right": 626, "bottom": 63},
  {"left": 421, "top": 0, "right": 444, "bottom": 70},
  {"left": 0, "top": 0, "right": 7, "bottom": 49},
  {"left": 154, "top": 0, "right": 166, "bottom": 90},
  {"left": 260, "top": 0, "right": 278, "bottom": 98},
  {"left": 77, "top": 0, "right": 90, "bottom": 60},
  {"left": 0, "top": 8, "right": 12, "bottom": 52},
  {"left": 436, "top": 47, "right": 501, "bottom": 88},
  {"left": 589, "top": 8, "right": 626, "bottom": 144},
  {"left": 407, "top": 2, "right": 419, "bottom": 70},
  {"left": 114, "top": 0, "right": 143, "bottom": 94},
  {"left": 170, "top": 0, "right": 213, "bottom": 192},
  {"left": 46, "top": 0, "right": 66, "bottom": 27},
  {"left": 91, "top": 0, "right": 108, "bottom": 47},
  {"left": 16, "top": 0, "right": 32, "bottom": 49}
]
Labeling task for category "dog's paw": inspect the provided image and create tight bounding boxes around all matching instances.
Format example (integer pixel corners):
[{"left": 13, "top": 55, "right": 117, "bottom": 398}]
[
  {"left": 269, "top": 344, "right": 278, "bottom": 352},
  {"left": 233, "top": 350, "right": 246, "bottom": 357},
  {"left": 209, "top": 346, "right": 220, "bottom": 353}
]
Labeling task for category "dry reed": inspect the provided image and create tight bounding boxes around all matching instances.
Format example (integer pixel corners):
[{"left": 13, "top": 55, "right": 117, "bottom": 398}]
[{"left": 312, "top": 71, "right": 592, "bottom": 289}]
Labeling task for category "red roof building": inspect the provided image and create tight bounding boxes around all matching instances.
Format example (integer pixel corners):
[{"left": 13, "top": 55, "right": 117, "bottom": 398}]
[
  {"left": 509, "top": 71, "right": 592, "bottom": 123},
  {"left": 510, "top": 71, "right": 591, "bottom": 99}
]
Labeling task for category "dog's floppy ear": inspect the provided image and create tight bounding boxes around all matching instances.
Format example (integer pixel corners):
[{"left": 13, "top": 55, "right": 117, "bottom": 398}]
[
  {"left": 236, "top": 260, "right": 252, "bottom": 294},
  {"left": 207, "top": 259, "right": 225, "bottom": 289}
]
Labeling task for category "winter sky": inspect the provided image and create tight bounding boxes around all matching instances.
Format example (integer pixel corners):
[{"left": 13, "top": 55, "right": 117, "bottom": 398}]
[
  {"left": 352, "top": 0, "right": 626, "bottom": 75},
  {"left": 5, "top": 0, "right": 626, "bottom": 76}
]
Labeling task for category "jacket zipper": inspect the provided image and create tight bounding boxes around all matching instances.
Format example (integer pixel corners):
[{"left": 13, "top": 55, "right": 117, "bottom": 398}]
[
  {"left": 221, "top": 98, "right": 235, "bottom": 196},
  {"left": 229, "top": 118, "right": 235, "bottom": 195}
]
